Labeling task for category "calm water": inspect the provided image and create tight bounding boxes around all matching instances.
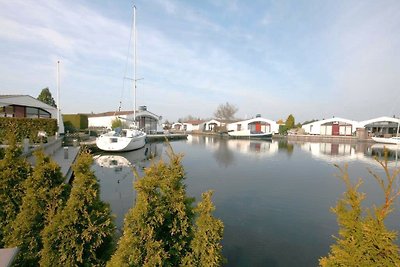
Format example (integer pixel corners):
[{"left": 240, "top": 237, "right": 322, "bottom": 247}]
[{"left": 92, "top": 136, "right": 400, "bottom": 267}]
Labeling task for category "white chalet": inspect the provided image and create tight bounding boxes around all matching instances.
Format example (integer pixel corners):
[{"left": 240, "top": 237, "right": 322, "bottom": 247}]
[
  {"left": 227, "top": 117, "right": 279, "bottom": 134},
  {"left": 204, "top": 119, "right": 222, "bottom": 131},
  {"left": 183, "top": 120, "right": 205, "bottom": 132},
  {"left": 302, "top": 117, "right": 359, "bottom": 136}
]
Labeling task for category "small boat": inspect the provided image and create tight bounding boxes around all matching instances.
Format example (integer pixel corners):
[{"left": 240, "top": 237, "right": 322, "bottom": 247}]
[
  {"left": 228, "top": 129, "right": 273, "bottom": 139},
  {"left": 371, "top": 136, "right": 400, "bottom": 145},
  {"left": 96, "top": 6, "right": 146, "bottom": 152}
]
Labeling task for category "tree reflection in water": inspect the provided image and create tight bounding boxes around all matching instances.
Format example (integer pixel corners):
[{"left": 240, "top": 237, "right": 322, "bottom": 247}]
[
  {"left": 278, "top": 140, "right": 294, "bottom": 155},
  {"left": 213, "top": 139, "right": 235, "bottom": 167}
]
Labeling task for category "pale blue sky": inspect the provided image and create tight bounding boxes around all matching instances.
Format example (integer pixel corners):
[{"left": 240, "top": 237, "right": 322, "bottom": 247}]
[{"left": 1, "top": 0, "right": 399, "bottom": 122}]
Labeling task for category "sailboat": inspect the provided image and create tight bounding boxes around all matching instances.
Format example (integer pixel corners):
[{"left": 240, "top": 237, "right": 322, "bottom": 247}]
[
  {"left": 96, "top": 6, "right": 146, "bottom": 152},
  {"left": 371, "top": 118, "right": 400, "bottom": 145}
]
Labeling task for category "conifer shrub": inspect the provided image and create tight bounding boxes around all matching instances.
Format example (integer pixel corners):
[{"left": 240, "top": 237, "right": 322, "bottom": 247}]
[
  {"left": 0, "top": 134, "right": 31, "bottom": 246},
  {"left": 182, "top": 190, "right": 225, "bottom": 266},
  {"left": 320, "top": 150, "right": 400, "bottom": 266},
  {"left": 5, "top": 150, "right": 68, "bottom": 265},
  {"left": 108, "top": 147, "right": 225, "bottom": 266},
  {"left": 40, "top": 150, "right": 115, "bottom": 266}
]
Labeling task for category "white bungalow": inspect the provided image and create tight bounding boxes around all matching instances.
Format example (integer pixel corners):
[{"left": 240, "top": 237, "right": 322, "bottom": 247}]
[
  {"left": 204, "top": 119, "right": 222, "bottom": 131},
  {"left": 0, "top": 94, "right": 64, "bottom": 134},
  {"left": 183, "top": 120, "right": 205, "bottom": 132},
  {"left": 227, "top": 117, "right": 279, "bottom": 134},
  {"left": 88, "top": 106, "right": 161, "bottom": 133},
  {"left": 302, "top": 117, "right": 359, "bottom": 136},
  {"left": 171, "top": 122, "right": 184, "bottom": 131},
  {"left": 359, "top": 116, "right": 400, "bottom": 137}
]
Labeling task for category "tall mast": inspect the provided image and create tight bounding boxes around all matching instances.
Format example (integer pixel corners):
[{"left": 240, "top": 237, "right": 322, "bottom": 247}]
[
  {"left": 133, "top": 5, "right": 137, "bottom": 128},
  {"left": 56, "top": 61, "right": 61, "bottom": 132}
]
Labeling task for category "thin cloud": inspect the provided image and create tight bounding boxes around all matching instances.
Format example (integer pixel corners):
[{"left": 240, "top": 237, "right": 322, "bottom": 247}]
[{"left": 0, "top": 0, "right": 399, "bottom": 122}]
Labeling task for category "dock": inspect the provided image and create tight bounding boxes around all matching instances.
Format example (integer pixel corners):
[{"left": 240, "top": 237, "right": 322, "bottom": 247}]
[
  {"left": 21, "top": 137, "right": 80, "bottom": 183},
  {"left": 146, "top": 133, "right": 188, "bottom": 142},
  {"left": 285, "top": 134, "right": 373, "bottom": 143}
]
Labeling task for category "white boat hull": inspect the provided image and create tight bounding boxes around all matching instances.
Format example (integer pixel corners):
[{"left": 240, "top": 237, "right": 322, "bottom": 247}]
[
  {"left": 228, "top": 130, "right": 273, "bottom": 139},
  {"left": 371, "top": 136, "right": 400, "bottom": 145},
  {"left": 96, "top": 131, "right": 146, "bottom": 152}
]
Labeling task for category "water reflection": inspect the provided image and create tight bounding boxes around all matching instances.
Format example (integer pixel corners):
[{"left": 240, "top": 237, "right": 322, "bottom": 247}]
[
  {"left": 295, "top": 141, "right": 400, "bottom": 168},
  {"left": 187, "top": 135, "right": 279, "bottom": 167},
  {"left": 278, "top": 140, "right": 294, "bottom": 155},
  {"left": 92, "top": 137, "right": 400, "bottom": 266},
  {"left": 92, "top": 143, "right": 164, "bottom": 229},
  {"left": 187, "top": 135, "right": 400, "bottom": 168},
  {"left": 213, "top": 140, "right": 235, "bottom": 167}
]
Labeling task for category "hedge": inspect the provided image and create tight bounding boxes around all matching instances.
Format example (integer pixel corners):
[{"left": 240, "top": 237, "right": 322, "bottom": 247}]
[
  {"left": 0, "top": 117, "right": 58, "bottom": 143},
  {"left": 63, "top": 114, "right": 88, "bottom": 132}
]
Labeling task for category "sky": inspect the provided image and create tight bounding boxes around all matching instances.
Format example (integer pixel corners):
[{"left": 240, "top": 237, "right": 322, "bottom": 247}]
[{"left": 1, "top": 0, "right": 399, "bottom": 123}]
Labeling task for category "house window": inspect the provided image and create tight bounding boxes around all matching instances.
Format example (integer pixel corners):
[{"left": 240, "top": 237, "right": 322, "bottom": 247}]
[
  {"left": 26, "top": 107, "right": 39, "bottom": 118},
  {"left": 237, "top": 124, "right": 241, "bottom": 131},
  {"left": 39, "top": 109, "right": 51, "bottom": 118},
  {"left": 0, "top": 106, "right": 14, "bottom": 117}
]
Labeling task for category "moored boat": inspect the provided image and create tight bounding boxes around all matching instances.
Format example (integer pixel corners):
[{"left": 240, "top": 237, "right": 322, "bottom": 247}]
[
  {"left": 371, "top": 136, "right": 400, "bottom": 145},
  {"left": 96, "top": 128, "right": 146, "bottom": 152},
  {"left": 96, "top": 6, "right": 146, "bottom": 152}
]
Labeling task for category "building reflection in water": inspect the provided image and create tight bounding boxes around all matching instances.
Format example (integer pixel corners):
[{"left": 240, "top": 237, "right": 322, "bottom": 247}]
[
  {"left": 187, "top": 135, "right": 400, "bottom": 168},
  {"left": 296, "top": 141, "right": 399, "bottom": 167},
  {"left": 187, "top": 135, "right": 280, "bottom": 167}
]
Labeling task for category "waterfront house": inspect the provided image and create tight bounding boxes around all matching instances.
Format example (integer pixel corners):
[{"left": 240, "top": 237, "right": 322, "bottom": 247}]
[
  {"left": 204, "top": 119, "right": 222, "bottom": 131},
  {"left": 0, "top": 94, "right": 64, "bottom": 134},
  {"left": 302, "top": 117, "right": 359, "bottom": 136},
  {"left": 183, "top": 120, "right": 205, "bottom": 132},
  {"left": 359, "top": 116, "right": 400, "bottom": 137},
  {"left": 227, "top": 117, "right": 279, "bottom": 134},
  {"left": 88, "top": 106, "right": 161, "bottom": 133},
  {"left": 171, "top": 122, "right": 184, "bottom": 131}
]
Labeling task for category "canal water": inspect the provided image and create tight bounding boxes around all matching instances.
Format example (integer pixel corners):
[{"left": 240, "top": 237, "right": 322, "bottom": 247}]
[{"left": 92, "top": 135, "right": 400, "bottom": 267}]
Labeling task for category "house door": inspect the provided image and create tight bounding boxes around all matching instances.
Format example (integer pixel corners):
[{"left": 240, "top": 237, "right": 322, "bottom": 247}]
[
  {"left": 255, "top": 123, "right": 261, "bottom": 132},
  {"left": 332, "top": 124, "right": 339, "bottom": 135}
]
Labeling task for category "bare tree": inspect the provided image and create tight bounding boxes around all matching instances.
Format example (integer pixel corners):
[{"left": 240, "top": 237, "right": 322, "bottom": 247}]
[
  {"left": 213, "top": 102, "right": 238, "bottom": 121},
  {"left": 178, "top": 115, "right": 197, "bottom": 123}
]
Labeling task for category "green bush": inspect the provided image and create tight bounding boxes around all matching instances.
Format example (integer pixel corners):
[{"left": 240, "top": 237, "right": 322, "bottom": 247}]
[
  {"left": 5, "top": 150, "right": 67, "bottom": 265},
  {"left": 279, "top": 125, "right": 289, "bottom": 135},
  {"left": 0, "top": 134, "right": 32, "bottom": 246},
  {"left": 0, "top": 117, "right": 57, "bottom": 143},
  {"left": 41, "top": 151, "right": 115, "bottom": 266},
  {"left": 108, "top": 147, "right": 224, "bottom": 266},
  {"left": 320, "top": 151, "right": 400, "bottom": 266}
]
